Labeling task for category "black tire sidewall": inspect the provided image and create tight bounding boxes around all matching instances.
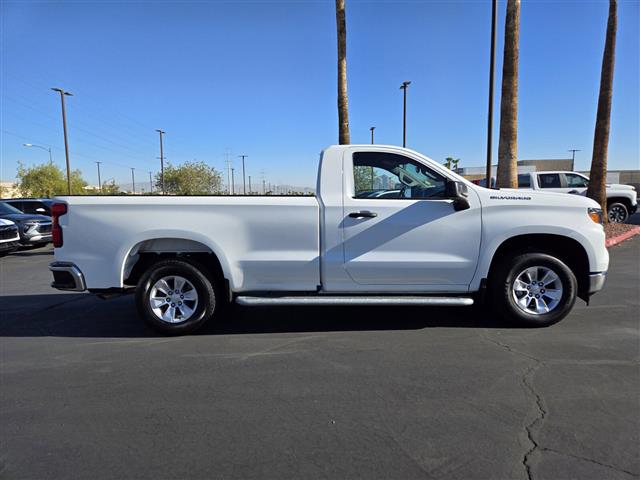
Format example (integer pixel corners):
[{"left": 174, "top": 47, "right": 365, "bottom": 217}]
[
  {"left": 494, "top": 253, "right": 577, "bottom": 327},
  {"left": 607, "top": 202, "right": 629, "bottom": 223},
  {"left": 136, "top": 260, "right": 216, "bottom": 335}
]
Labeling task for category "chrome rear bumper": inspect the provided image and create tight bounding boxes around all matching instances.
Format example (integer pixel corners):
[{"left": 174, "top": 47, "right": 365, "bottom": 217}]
[{"left": 49, "top": 262, "right": 86, "bottom": 291}]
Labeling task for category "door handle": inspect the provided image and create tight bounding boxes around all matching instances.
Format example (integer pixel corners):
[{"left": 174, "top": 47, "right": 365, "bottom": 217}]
[{"left": 349, "top": 210, "right": 378, "bottom": 218}]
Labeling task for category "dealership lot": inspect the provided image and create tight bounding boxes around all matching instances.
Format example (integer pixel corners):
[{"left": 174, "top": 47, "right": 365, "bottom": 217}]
[{"left": 1, "top": 240, "right": 638, "bottom": 480}]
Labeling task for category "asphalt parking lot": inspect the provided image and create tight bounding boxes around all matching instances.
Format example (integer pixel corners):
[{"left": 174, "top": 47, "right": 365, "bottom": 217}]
[{"left": 1, "top": 240, "right": 639, "bottom": 480}]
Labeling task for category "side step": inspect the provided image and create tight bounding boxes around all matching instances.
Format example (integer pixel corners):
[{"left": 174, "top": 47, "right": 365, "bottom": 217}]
[{"left": 235, "top": 296, "right": 474, "bottom": 307}]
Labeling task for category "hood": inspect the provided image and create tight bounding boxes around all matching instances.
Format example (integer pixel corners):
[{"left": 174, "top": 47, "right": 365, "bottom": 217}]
[
  {"left": 482, "top": 187, "right": 602, "bottom": 209},
  {"left": 606, "top": 183, "right": 635, "bottom": 191},
  {"left": 0, "top": 213, "right": 51, "bottom": 223}
]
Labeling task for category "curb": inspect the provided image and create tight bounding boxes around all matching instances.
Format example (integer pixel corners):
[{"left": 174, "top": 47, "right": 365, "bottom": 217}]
[{"left": 606, "top": 226, "right": 640, "bottom": 248}]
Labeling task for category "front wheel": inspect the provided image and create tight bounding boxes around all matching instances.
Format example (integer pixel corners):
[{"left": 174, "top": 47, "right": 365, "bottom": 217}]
[
  {"left": 607, "top": 202, "right": 629, "bottom": 223},
  {"left": 490, "top": 253, "right": 577, "bottom": 327},
  {"left": 135, "top": 259, "right": 217, "bottom": 335}
]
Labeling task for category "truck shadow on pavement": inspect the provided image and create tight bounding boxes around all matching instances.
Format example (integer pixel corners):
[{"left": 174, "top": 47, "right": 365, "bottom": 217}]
[{"left": 0, "top": 293, "right": 529, "bottom": 338}]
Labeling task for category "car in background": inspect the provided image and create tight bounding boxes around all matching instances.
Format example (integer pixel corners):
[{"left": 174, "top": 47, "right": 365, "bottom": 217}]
[
  {"left": 0, "top": 202, "right": 52, "bottom": 247},
  {"left": 0, "top": 219, "right": 20, "bottom": 257},
  {"left": 2, "top": 198, "right": 52, "bottom": 216}
]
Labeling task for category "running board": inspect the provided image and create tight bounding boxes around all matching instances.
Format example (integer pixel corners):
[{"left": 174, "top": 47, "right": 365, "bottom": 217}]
[{"left": 235, "top": 296, "right": 474, "bottom": 307}]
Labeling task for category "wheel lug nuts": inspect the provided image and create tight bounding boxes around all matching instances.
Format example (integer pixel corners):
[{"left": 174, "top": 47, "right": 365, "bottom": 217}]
[
  {"left": 180, "top": 295, "right": 184, "bottom": 299},
  {"left": 178, "top": 302, "right": 182, "bottom": 305},
  {"left": 535, "top": 294, "right": 540, "bottom": 298},
  {"left": 538, "top": 282, "right": 543, "bottom": 286},
  {"left": 168, "top": 291, "right": 173, "bottom": 295},
  {"left": 541, "top": 289, "right": 545, "bottom": 293},
  {"left": 171, "top": 303, "right": 175, "bottom": 307}
]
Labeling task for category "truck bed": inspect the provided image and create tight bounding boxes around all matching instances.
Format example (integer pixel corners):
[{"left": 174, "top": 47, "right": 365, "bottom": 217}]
[{"left": 54, "top": 195, "right": 320, "bottom": 291}]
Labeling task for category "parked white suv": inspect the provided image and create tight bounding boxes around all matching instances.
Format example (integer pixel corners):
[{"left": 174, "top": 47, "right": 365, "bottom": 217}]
[
  {"left": 517, "top": 171, "right": 637, "bottom": 223},
  {"left": 49, "top": 145, "right": 609, "bottom": 335}
]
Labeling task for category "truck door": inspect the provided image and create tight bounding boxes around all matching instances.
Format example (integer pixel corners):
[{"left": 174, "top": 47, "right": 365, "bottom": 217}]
[{"left": 340, "top": 150, "right": 481, "bottom": 290}]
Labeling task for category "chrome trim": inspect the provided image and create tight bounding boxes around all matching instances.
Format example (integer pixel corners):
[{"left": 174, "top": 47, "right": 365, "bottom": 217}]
[
  {"left": 236, "top": 296, "right": 474, "bottom": 307},
  {"left": 588, "top": 272, "right": 607, "bottom": 294},
  {"left": 49, "top": 261, "right": 86, "bottom": 291}
]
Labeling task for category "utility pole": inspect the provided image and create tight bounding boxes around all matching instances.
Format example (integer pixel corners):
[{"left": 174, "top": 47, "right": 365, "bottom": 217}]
[
  {"left": 485, "top": 0, "right": 498, "bottom": 188},
  {"left": 156, "top": 129, "right": 165, "bottom": 194},
  {"left": 568, "top": 149, "right": 581, "bottom": 171},
  {"left": 248, "top": 175, "right": 252, "bottom": 194},
  {"left": 51, "top": 87, "right": 73, "bottom": 194},
  {"left": 224, "top": 149, "right": 232, "bottom": 194},
  {"left": 239, "top": 154, "right": 248, "bottom": 194},
  {"left": 370, "top": 126, "right": 376, "bottom": 144},
  {"left": 231, "top": 167, "right": 235, "bottom": 195},
  {"left": 95, "top": 161, "right": 102, "bottom": 191},
  {"left": 149, "top": 171, "right": 153, "bottom": 193},
  {"left": 400, "top": 81, "right": 411, "bottom": 148},
  {"left": 130, "top": 167, "right": 136, "bottom": 194}
]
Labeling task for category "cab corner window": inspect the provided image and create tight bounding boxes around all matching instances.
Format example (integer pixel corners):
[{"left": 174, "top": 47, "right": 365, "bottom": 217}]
[{"left": 353, "top": 152, "right": 446, "bottom": 200}]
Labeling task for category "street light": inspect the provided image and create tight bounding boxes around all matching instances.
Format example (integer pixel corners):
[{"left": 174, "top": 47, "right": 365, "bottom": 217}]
[
  {"left": 156, "top": 129, "right": 165, "bottom": 195},
  {"left": 370, "top": 127, "right": 376, "bottom": 145},
  {"left": 485, "top": 0, "right": 498, "bottom": 189},
  {"left": 399, "top": 81, "right": 411, "bottom": 148},
  {"left": 23, "top": 143, "right": 53, "bottom": 163},
  {"left": 51, "top": 87, "right": 73, "bottom": 195},
  {"left": 568, "top": 149, "right": 581, "bottom": 171},
  {"left": 130, "top": 167, "right": 136, "bottom": 194}
]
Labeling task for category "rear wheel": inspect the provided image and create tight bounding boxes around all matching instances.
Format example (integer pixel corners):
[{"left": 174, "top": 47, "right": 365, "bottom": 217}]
[
  {"left": 490, "top": 253, "right": 577, "bottom": 327},
  {"left": 135, "top": 259, "right": 216, "bottom": 335},
  {"left": 607, "top": 202, "right": 629, "bottom": 223}
]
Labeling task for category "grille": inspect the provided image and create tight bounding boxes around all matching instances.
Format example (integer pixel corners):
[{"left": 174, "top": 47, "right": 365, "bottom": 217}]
[
  {"left": 0, "top": 226, "right": 18, "bottom": 240},
  {"left": 38, "top": 224, "right": 52, "bottom": 234}
]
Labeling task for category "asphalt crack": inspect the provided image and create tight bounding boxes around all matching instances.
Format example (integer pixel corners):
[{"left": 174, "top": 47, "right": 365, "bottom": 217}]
[{"left": 480, "top": 332, "right": 545, "bottom": 480}]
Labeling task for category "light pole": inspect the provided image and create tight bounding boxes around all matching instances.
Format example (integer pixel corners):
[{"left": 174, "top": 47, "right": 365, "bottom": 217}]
[
  {"left": 95, "top": 161, "right": 102, "bottom": 191},
  {"left": 23, "top": 143, "right": 53, "bottom": 163},
  {"left": 130, "top": 167, "right": 136, "bottom": 194},
  {"left": 370, "top": 127, "right": 375, "bottom": 144},
  {"left": 51, "top": 87, "right": 73, "bottom": 194},
  {"left": 248, "top": 175, "right": 252, "bottom": 194},
  {"left": 485, "top": 0, "right": 497, "bottom": 189},
  {"left": 156, "top": 129, "right": 165, "bottom": 194},
  {"left": 239, "top": 155, "right": 248, "bottom": 194},
  {"left": 400, "top": 81, "right": 411, "bottom": 148},
  {"left": 568, "top": 149, "right": 580, "bottom": 171},
  {"left": 149, "top": 171, "right": 153, "bottom": 193}
]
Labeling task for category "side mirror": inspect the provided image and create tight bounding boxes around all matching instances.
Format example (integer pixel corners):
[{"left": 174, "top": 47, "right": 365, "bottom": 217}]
[{"left": 445, "top": 181, "right": 470, "bottom": 211}]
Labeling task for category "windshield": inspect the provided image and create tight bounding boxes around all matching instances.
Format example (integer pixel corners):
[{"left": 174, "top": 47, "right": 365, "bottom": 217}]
[{"left": 0, "top": 202, "right": 24, "bottom": 215}]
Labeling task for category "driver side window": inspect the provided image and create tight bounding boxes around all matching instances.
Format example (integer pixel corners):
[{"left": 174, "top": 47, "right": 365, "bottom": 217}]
[{"left": 353, "top": 152, "right": 446, "bottom": 199}]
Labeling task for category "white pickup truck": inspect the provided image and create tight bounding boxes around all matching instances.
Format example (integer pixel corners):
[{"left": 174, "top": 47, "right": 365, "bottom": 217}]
[
  {"left": 516, "top": 171, "right": 637, "bottom": 223},
  {"left": 49, "top": 145, "right": 609, "bottom": 335}
]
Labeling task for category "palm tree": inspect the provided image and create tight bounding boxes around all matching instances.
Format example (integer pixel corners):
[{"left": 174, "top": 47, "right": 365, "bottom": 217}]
[
  {"left": 496, "top": 0, "right": 520, "bottom": 189},
  {"left": 336, "top": 0, "right": 350, "bottom": 144},
  {"left": 587, "top": 0, "right": 617, "bottom": 223}
]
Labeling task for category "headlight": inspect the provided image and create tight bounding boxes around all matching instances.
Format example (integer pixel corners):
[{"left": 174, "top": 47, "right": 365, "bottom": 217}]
[{"left": 588, "top": 207, "right": 603, "bottom": 224}]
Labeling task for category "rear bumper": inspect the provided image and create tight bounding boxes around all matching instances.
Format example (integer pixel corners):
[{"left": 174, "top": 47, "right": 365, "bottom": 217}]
[
  {"left": 588, "top": 272, "right": 607, "bottom": 295},
  {"left": 49, "top": 261, "right": 86, "bottom": 291}
]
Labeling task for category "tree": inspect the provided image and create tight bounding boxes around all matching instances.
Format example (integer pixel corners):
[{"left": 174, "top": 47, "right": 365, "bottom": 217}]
[
  {"left": 444, "top": 157, "right": 460, "bottom": 170},
  {"left": 85, "top": 180, "right": 121, "bottom": 195},
  {"left": 587, "top": 0, "right": 617, "bottom": 223},
  {"left": 496, "top": 0, "right": 520, "bottom": 189},
  {"left": 336, "top": 0, "right": 350, "bottom": 144},
  {"left": 16, "top": 161, "right": 87, "bottom": 197},
  {"left": 354, "top": 165, "right": 374, "bottom": 192},
  {"left": 156, "top": 161, "right": 223, "bottom": 195}
]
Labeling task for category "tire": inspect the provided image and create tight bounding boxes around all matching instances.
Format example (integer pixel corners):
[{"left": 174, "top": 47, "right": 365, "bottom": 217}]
[
  {"left": 490, "top": 253, "right": 577, "bottom": 327},
  {"left": 135, "top": 259, "right": 216, "bottom": 335},
  {"left": 607, "top": 202, "right": 629, "bottom": 223}
]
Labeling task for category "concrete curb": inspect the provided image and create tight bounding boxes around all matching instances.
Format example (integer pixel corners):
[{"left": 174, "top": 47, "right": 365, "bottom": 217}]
[{"left": 606, "top": 226, "right": 640, "bottom": 248}]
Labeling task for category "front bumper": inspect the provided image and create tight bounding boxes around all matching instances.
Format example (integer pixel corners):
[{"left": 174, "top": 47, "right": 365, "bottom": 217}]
[
  {"left": 0, "top": 240, "right": 20, "bottom": 252},
  {"left": 588, "top": 272, "right": 607, "bottom": 295},
  {"left": 49, "top": 261, "right": 86, "bottom": 291}
]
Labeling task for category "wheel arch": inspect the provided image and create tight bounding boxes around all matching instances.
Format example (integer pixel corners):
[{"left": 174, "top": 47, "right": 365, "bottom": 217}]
[
  {"left": 485, "top": 233, "right": 591, "bottom": 301},
  {"left": 120, "top": 234, "right": 232, "bottom": 301}
]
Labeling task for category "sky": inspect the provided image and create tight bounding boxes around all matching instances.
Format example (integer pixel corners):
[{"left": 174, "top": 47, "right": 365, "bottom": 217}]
[{"left": 1, "top": 0, "right": 638, "bottom": 190}]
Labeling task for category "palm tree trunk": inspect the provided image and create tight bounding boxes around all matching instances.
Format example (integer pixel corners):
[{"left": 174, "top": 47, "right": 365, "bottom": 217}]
[
  {"left": 587, "top": 0, "right": 617, "bottom": 223},
  {"left": 496, "top": 0, "right": 520, "bottom": 189},
  {"left": 336, "top": 0, "right": 350, "bottom": 144}
]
